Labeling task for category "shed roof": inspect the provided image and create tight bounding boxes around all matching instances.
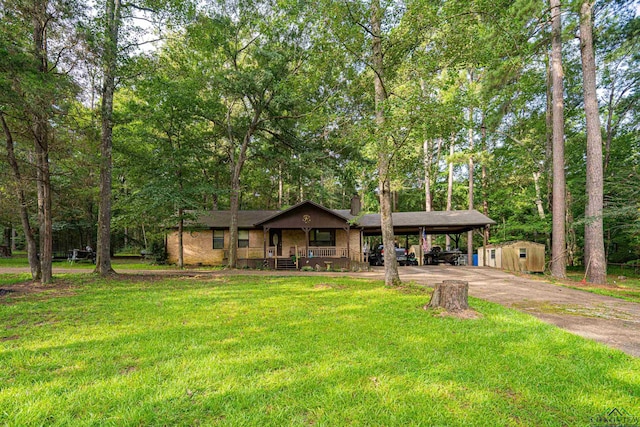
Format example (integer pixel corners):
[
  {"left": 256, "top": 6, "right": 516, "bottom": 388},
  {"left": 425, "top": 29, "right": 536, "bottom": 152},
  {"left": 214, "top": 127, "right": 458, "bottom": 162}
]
[{"left": 479, "top": 240, "right": 546, "bottom": 249}]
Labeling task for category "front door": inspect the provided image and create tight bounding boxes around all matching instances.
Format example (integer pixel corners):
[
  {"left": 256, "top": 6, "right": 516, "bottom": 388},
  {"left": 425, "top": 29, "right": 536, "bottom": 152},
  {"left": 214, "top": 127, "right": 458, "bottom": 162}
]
[{"left": 269, "top": 229, "right": 282, "bottom": 257}]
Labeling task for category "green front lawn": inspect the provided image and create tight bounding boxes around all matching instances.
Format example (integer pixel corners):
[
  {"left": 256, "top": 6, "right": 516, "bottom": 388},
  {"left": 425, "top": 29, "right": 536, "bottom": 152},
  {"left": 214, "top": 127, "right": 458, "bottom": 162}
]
[
  {"left": 1, "top": 275, "right": 638, "bottom": 426},
  {"left": 564, "top": 268, "right": 640, "bottom": 303},
  {"left": 0, "top": 255, "right": 176, "bottom": 271}
]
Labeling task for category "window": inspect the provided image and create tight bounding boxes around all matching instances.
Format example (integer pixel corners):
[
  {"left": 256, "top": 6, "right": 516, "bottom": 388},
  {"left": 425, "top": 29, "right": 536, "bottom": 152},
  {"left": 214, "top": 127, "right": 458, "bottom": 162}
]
[
  {"left": 490, "top": 249, "right": 496, "bottom": 260},
  {"left": 310, "top": 229, "right": 335, "bottom": 246},
  {"left": 519, "top": 248, "right": 527, "bottom": 259},
  {"left": 238, "top": 230, "right": 249, "bottom": 248},
  {"left": 213, "top": 230, "right": 224, "bottom": 249}
]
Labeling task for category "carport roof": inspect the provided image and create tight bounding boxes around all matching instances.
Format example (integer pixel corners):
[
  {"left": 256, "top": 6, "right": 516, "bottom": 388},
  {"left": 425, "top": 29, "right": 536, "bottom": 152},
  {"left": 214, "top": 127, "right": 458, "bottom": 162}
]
[{"left": 357, "top": 210, "right": 496, "bottom": 235}]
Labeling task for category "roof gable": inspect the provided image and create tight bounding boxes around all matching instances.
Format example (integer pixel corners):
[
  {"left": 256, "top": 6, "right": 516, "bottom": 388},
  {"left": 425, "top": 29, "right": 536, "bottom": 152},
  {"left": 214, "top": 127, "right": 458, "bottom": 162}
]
[{"left": 255, "top": 200, "right": 351, "bottom": 229}]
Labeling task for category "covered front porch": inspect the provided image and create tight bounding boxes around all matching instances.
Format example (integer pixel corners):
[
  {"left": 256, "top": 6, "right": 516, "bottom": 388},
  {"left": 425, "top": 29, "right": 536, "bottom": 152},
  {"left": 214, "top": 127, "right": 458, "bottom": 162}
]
[
  {"left": 261, "top": 227, "right": 360, "bottom": 270},
  {"left": 254, "top": 201, "right": 363, "bottom": 270}
]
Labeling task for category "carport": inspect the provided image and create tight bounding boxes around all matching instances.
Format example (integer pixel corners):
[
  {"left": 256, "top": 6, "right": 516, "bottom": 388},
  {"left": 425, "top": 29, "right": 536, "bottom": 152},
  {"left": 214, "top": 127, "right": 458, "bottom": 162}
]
[{"left": 357, "top": 210, "right": 496, "bottom": 266}]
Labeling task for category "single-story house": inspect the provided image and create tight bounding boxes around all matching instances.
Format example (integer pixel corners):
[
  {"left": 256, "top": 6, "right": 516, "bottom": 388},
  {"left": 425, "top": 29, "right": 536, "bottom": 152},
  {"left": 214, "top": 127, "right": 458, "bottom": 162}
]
[
  {"left": 477, "top": 241, "right": 545, "bottom": 273},
  {"left": 167, "top": 199, "right": 496, "bottom": 269}
]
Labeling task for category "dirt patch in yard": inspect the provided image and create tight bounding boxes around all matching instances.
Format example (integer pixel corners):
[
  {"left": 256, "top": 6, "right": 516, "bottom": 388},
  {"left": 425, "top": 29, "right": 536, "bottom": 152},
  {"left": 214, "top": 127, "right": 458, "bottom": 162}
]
[
  {"left": 511, "top": 301, "right": 634, "bottom": 321},
  {"left": 313, "top": 283, "right": 347, "bottom": 290},
  {"left": 0, "top": 279, "right": 78, "bottom": 304},
  {"left": 427, "top": 307, "right": 483, "bottom": 320}
]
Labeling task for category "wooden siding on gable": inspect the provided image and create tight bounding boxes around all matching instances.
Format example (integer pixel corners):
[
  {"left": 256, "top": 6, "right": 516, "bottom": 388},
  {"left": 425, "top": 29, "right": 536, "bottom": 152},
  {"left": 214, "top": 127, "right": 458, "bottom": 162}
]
[{"left": 258, "top": 203, "right": 350, "bottom": 230}]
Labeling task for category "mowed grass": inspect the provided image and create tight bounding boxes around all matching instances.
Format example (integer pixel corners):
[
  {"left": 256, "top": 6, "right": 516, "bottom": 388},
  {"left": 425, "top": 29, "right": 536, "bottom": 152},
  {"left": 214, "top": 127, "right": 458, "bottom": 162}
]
[
  {"left": 565, "top": 268, "right": 640, "bottom": 303},
  {"left": 1, "top": 275, "right": 638, "bottom": 426},
  {"left": 0, "top": 255, "right": 176, "bottom": 271}
]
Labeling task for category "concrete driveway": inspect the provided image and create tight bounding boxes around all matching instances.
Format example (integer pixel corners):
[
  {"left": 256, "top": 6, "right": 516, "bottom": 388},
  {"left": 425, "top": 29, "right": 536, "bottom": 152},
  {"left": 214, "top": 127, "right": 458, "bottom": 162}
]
[{"left": 378, "top": 265, "right": 640, "bottom": 358}]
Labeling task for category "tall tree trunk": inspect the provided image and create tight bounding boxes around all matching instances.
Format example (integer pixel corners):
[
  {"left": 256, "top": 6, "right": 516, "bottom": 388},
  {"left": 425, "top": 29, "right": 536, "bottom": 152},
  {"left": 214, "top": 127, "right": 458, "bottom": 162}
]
[
  {"left": 423, "top": 140, "right": 432, "bottom": 251},
  {"left": 371, "top": 0, "right": 399, "bottom": 286},
  {"left": 2, "top": 113, "right": 41, "bottom": 280},
  {"left": 423, "top": 138, "right": 442, "bottom": 250},
  {"left": 533, "top": 171, "right": 546, "bottom": 219},
  {"left": 566, "top": 191, "right": 577, "bottom": 266},
  {"left": 227, "top": 112, "right": 257, "bottom": 268},
  {"left": 11, "top": 228, "right": 17, "bottom": 253},
  {"left": 545, "top": 52, "right": 553, "bottom": 212},
  {"left": 603, "top": 75, "right": 615, "bottom": 174},
  {"left": 228, "top": 168, "right": 241, "bottom": 268},
  {"left": 423, "top": 144, "right": 434, "bottom": 214},
  {"left": 579, "top": 0, "right": 606, "bottom": 284},
  {"left": 177, "top": 210, "right": 184, "bottom": 268},
  {"left": 35, "top": 128, "right": 52, "bottom": 283},
  {"left": 545, "top": 51, "right": 553, "bottom": 255},
  {"left": 467, "top": 86, "right": 474, "bottom": 266},
  {"left": 3, "top": 228, "right": 11, "bottom": 251},
  {"left": 32, "top": 3, "right": 52, "bottom": 283},
  {"left": 212, "top": 168, "right": 219, "bottom": 210},
  {"left": 481, "top": 121, "right": 489, "bottom": 266},
  {"left": 550, "top": 0, "right": 566, "bottom": 278},
  {"left": 446, "top": 133, "right": 454, "bottom": 250},
  {"left": 278, "top": 162, "right": 283, "bottom": 209},
  {"left": 95, "top": 0, "right": 121, "bottom": 276}
]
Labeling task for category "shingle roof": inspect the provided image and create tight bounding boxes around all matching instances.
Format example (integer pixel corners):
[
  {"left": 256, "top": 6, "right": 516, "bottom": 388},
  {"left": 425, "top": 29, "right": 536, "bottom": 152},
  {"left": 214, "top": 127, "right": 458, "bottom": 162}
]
[
  {"left": 185, "top": 207, "right": 495, "bottom": 233},
  {"left": 357, "top": 210, "right": 496, "bottom": 228},
  {"left": 190, "top": 210, "right": 277, "bottom": 228}
]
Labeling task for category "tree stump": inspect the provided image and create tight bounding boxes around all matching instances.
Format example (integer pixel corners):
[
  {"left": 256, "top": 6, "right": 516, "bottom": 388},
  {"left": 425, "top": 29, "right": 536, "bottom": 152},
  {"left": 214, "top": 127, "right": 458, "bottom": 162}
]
[{"left": 426, "top": 280, "right": 469, "bottom": 312}]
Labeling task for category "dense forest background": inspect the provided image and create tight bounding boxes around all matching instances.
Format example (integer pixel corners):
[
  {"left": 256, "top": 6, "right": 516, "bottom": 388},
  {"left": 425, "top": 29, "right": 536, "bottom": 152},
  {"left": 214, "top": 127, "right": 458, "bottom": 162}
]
[{"left": 0, "top": 0, "right": 638, "bottom": 278}]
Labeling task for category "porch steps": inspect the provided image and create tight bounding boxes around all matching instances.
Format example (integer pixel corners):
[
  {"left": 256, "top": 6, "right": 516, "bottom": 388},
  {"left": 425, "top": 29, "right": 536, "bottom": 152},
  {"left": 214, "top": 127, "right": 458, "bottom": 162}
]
[{"left": 275, "top": 258, "right": 297, "bottom": 270}]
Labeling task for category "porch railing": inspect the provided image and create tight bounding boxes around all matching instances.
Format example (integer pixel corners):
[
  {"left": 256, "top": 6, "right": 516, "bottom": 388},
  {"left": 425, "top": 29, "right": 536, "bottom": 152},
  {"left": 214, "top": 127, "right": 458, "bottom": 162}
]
[
  {"left": 224, "top": 246, "right": 354, "bottom": 260},
  {"left": 297, "top": 246, "right": 349, "bottom": 259}
]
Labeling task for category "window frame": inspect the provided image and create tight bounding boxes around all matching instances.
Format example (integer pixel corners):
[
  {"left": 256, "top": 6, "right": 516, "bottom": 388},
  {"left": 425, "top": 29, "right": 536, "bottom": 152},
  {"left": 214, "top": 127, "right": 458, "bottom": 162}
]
[
  {"left": 213, "top": 229, "right": 224, "bottom": 249},
  {"left": 310, "top": 229, "right": 335, "bottom": 247},
  {"left": 238, "top": 229, "right": 249, "bottom": 248}
]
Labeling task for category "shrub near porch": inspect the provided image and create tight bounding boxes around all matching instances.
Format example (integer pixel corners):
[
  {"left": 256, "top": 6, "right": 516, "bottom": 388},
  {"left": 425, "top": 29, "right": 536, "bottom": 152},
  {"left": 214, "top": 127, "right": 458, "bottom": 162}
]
[{"left": 1, "top": 275, "right": 638, "bottom": 426}]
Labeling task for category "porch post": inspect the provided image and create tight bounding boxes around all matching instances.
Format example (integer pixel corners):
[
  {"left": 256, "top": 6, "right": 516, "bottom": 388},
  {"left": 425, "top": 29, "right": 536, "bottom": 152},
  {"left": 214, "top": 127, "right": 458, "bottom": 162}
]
[
  {"left": 419, "top": 227, "right": 423, "bottom": 266},
  {"left": 344, "top": 225, "right": 350, "bottom": 263},
  {"left": 302, "top": 227, "right": 310, "bottom": 258},
  {"left": 263, "top": 226, "right": 268, "bottom": 259}
]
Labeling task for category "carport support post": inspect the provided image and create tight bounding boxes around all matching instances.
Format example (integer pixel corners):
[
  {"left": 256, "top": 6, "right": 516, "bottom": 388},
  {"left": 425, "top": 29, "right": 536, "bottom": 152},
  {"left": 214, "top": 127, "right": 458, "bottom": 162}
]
[
  {"left": 263, "top": 226, "right": 268, "bottom": 259},
  {"left": 303, "top": 227, "right": 310, "bottom": 258},
  {"left": 468, "top": 230, "right": 473, "bottom": 266},
  {"left": 419, "top": 227, "right": 424, "bottom": 266},
  {"left": 483, "top": 231, "right": 487, "bottom": 267}
]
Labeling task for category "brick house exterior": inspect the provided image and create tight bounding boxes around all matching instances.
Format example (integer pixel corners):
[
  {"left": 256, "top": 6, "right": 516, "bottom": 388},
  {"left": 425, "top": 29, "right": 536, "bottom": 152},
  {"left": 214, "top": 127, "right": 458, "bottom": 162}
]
[{"left": 167, "top": 200, "right": 495, "bottom": 269}]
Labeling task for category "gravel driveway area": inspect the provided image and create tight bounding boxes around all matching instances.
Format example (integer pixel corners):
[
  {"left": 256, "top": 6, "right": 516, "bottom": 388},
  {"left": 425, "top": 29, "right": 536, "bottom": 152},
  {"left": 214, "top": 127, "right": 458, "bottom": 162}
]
[{"left": 382, "top": 265, "right": 640, "bottom": 358}]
